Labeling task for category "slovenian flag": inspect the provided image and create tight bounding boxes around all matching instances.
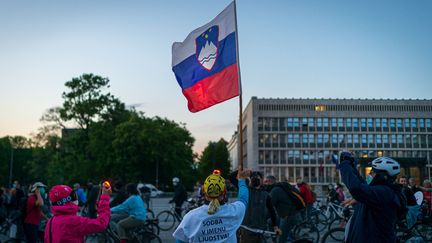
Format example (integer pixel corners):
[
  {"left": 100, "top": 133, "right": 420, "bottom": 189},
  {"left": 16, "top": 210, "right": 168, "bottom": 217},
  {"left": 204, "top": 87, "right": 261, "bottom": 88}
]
[{"left": 172, "top": 2, "right": 239, "bottom": 113}]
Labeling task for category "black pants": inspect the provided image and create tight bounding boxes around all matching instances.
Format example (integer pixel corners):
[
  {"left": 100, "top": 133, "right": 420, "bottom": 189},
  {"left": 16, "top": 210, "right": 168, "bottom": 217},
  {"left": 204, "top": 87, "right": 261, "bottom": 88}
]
[{"left": 24, "top": 223, "right": 38, "bottom": 243}]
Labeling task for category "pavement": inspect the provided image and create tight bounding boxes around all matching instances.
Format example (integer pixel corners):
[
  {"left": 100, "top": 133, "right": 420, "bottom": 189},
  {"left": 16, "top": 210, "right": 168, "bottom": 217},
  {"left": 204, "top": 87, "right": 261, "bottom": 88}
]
[{"left": 150, "top": 197, "right": 176, "bottom": 243}]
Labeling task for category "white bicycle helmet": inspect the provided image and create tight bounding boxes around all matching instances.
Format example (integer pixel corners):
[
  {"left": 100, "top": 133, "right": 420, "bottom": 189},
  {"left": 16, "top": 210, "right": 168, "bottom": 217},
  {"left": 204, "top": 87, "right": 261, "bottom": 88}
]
[
  {"left": 172, "top": 177, "right": 180, "bottom": 185},
  {"left": 371, "top": 157, "right": 400, "bottom": 177}
]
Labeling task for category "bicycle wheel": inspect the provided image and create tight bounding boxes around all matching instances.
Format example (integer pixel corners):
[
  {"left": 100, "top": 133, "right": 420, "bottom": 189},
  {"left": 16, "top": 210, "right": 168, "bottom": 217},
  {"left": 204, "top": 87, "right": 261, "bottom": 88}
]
[
  {"left": 328, "top": 217, "right": 346, "bottom": 231},
  {"left": 156, "top": 210, "right": 176, "bottom": 231},
  {"left": 320, "top": 227, "right": 345, "bottom": 243},
  {"left": 293, "top": 221, "right": 320, "bottom": 243},
  {"left": 411, "top": 222, "right": 432, "bottom": 242},
  {"left": 310, "top": 211, "right": 328, "bottom": 232},
  {"left": 145, "top": 220, "right": 160, "bottom": 236}
]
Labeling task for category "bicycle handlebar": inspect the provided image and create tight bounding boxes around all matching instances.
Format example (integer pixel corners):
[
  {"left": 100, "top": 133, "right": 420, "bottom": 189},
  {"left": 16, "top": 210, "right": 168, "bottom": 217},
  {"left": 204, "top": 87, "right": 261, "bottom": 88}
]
[{"left": 240, "top": 225, "right": 276, "bottom": 236}]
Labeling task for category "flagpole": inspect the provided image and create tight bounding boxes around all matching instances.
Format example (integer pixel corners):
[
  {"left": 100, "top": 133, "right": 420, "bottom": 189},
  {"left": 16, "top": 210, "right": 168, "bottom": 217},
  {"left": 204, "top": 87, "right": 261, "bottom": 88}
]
[{"left": 234, "top": 0, "right": 243, "bottom": 170}]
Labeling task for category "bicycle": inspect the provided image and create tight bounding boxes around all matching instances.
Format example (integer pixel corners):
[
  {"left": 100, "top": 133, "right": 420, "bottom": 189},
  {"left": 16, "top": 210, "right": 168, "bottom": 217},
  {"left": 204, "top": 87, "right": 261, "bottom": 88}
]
[
  {"left": 156, "top": 203, "right": 185, "bottom": 231},
  {"left": 0, "top": 210, "right": 22, "bottom": 243},
  {"left": 320, "top": 227, "right": 345, "bottom": 243},
  {"left": 396, "top": 217, "right": 432, "bottom": 242},
  {"left": 86, "top": 219, "right": 161, "bottom": 243},
  {"left": 292, "top": 220, "right": 320, "bottom": 243},
  {"left": 320, "top": 200, "right": 346, "bottom": 223},
  {"left": 307, "top": 206, "right": 329, "bottom": 232},
  {"left": 239, "top": 225, "right": 277, "bottom": 243}
]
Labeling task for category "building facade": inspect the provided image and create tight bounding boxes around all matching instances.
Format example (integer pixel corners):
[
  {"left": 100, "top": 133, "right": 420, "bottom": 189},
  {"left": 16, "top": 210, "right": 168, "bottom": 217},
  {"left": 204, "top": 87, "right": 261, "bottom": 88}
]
[{"left": 230, "top": 97, "right": 432, "bottom": 186}]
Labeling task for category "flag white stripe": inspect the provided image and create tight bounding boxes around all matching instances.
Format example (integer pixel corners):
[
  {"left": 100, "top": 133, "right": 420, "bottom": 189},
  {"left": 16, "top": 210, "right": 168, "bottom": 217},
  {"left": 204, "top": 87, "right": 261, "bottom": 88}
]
[{"left": 172, "top": 2, "right": 236, "bottom": 67}]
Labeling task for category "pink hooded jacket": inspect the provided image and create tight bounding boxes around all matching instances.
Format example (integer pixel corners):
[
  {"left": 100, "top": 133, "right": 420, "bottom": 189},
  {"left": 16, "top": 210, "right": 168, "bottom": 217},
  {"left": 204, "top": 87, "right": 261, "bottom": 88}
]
[{"left": 44, "top": 194, "right": 110, "bottom": 243}]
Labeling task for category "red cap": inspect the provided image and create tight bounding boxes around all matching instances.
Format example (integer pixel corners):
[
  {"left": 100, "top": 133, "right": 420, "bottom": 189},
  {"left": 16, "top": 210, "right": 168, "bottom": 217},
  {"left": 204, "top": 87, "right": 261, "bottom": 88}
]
[{"left": 49, "top": 185, "right": 73, "bottom": 205}]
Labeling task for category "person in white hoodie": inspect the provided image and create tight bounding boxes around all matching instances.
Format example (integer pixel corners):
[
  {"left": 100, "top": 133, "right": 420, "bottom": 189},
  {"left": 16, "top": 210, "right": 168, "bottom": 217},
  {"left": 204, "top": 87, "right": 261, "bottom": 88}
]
[{"left": 173, "top": 168, "right": 250, "bottom": 243}]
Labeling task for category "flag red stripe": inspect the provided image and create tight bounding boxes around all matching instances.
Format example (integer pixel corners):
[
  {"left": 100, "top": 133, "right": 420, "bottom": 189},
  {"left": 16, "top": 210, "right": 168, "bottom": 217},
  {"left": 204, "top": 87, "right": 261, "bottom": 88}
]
[{"left": 182, "top": 64, "right": 239, "bottom": 113}]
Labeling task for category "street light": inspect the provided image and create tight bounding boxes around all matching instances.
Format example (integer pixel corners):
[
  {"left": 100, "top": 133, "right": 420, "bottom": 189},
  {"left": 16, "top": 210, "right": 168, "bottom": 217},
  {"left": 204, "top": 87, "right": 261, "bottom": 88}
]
[{"left": 9, "top": 143, "right": 14, "bottom": 188}]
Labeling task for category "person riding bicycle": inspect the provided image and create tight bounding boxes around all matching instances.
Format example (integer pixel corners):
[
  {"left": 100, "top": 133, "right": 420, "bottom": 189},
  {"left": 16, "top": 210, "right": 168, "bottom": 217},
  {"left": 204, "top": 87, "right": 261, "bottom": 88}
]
[
  {"left": 173, "top": 168, "right": 250, "bottom": 243},
  {"left": 170, "top": 177, "right": 187, "bottom": 220},
  {"left": 233, "top": 171, "right": 280, "bottom": 243},
  {"left": 335, "top": 152, "right": 407, "bottom": 243},
  {"left": 110, "top": 183, "right": 147, "bottom": 243},
  {"left": 44, "top": 184, "right": 111, "bottom": 243},
  {"left": 297, "top": 177, "right": 315, "bottom": 220}
]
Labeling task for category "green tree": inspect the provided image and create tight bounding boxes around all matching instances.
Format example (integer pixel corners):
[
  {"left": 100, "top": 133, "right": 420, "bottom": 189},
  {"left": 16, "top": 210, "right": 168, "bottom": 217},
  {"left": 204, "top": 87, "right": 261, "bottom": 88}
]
[
  {"left": 60, "top": 73, "right": 123, "bottom": 130},
  {"left": 198, "top": 139, "right": 231, "bottom": 180}
]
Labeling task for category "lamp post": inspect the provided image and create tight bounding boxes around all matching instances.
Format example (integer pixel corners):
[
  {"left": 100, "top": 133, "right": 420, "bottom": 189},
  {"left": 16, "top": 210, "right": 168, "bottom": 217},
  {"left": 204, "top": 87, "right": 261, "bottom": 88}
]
[{"left": 9, "top": 146, "right": 14, "bottom": 187}]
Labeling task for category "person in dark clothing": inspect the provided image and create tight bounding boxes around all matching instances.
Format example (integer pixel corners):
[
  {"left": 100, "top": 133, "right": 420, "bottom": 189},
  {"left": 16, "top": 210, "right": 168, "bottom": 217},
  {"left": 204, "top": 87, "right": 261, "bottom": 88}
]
[
  {"left": 86, "top": 183, "right": 100, "bottom": 218},
  {"left": 110, "top": 181, "right": 129, "bottom": 208},
  {"left": 263, "top": 175, "right": 277, "bottom": 193},
  {"left": 336, "top": 152, "right": 406, "bottom": 243},
  {"left": 10, "top": 180, "right": 25, "bottom": 211},
  {"left": 265, "top": 177, "right": 302, "bottom": 243},
  {"left": 230, "top": 171, "right": 281, "bottom": 242},
  {"left": 399, "top": 176, "right": 417, "bottom": 206},
  {"left": 169, "top": 177, "right": 187, "bottom": 220},
  {"left": 327, "top": 184, "right": 339, "bottom": 203}
]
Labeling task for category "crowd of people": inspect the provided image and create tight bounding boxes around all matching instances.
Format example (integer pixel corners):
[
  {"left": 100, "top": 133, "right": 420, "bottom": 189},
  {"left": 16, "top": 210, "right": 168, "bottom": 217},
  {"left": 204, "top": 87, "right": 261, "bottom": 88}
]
[
  {"left": 172, "top": 153, "right": 432, "bottom": 243},
  {"left": 1, "top": 152, "right": 432, "bottom": 242},
  {"left": 0, "top": 180, "right": 150, "bottom": 243}
]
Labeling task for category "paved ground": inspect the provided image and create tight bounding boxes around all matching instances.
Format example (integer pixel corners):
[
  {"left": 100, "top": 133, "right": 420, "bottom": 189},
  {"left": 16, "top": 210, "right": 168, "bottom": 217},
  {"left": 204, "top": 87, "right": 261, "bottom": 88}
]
[{"left": 149, "top": 197, "right": 176, "bottom": 243}]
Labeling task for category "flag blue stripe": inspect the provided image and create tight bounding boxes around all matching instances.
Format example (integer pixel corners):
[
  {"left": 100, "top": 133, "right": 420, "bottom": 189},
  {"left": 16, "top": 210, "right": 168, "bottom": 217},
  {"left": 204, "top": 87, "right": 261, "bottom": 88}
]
[{"left": 173, "top": 32, "right": 236, "bottom": 90}]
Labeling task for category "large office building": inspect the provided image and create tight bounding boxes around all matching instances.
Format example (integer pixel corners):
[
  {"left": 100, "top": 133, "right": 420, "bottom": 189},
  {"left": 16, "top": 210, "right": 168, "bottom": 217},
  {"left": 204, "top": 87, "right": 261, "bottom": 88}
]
[{"left": 228, "top": 97, "right": 432, "bottom": 187}]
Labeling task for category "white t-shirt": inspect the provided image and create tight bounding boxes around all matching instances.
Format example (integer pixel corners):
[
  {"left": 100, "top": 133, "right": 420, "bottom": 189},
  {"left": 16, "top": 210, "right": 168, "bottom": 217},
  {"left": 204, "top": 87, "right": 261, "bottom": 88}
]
[{"left": 173, "top": 201, "right": 246, "bottom": 243}]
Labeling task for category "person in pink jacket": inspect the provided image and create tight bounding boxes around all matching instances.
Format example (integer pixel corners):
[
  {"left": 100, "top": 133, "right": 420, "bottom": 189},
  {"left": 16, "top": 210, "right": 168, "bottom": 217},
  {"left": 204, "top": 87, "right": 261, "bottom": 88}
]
[{"left": 44, "top": 184, "right": 111, "bottom": 243}]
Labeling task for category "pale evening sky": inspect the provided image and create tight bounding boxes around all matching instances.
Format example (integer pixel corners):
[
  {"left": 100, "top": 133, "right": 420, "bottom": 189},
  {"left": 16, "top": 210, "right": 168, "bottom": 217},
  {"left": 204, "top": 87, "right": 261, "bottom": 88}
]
[{"left": 0, "top": 0, "right": 431, "bottom": 153}]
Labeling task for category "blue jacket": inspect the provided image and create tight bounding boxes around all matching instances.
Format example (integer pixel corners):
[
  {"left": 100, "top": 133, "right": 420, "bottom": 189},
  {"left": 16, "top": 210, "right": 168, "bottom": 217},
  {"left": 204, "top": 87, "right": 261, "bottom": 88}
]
[
  {"left": 340, "top": 161, "right": 402, "bottom": 243},
  {"left": 110, "top": 195, "right": 146, "bottom": 221}
]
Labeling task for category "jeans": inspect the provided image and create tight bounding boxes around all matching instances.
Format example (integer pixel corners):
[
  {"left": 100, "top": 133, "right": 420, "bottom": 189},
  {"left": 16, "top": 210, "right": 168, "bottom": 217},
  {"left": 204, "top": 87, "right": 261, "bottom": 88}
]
[
  {"left": 279, "top": 212, "right": 301, "bottom": 243},
  {"left": 116, "top": 216, "right": 145, "bottom": 240}
]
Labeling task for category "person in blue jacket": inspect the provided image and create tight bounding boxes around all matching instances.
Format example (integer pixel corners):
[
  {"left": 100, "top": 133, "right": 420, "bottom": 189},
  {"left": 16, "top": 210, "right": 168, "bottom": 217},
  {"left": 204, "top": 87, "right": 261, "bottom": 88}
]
[
  {"left": 111, "top": 183, "right": 147, "bottom": 243},
  {"left": 335, "top": 152, "right": 406, "bottom": 243}
]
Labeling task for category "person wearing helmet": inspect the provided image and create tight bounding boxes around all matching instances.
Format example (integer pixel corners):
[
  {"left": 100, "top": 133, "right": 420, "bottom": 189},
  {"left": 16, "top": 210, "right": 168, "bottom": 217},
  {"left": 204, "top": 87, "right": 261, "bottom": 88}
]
[
  {"left": 173, "top": 168, "right": 251, "bottom": 243},
  {"left": 44, "top": 183, "right": 111, "bottom": 243},
  {"left": 23, "top": 182, "right": 47, "bottom": 243},
  {"left": 335, "top": 152, "right": 407, "bottom": 243},
  {"left": 169, "top": 177, "right": 187, "bottom": 220}
]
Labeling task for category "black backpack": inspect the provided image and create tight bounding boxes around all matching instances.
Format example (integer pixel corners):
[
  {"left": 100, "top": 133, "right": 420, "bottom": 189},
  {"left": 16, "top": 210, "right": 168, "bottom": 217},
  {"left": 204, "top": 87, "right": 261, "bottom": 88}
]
[{"left": 275, "top": 182, "right": 306, "bottom": 211}]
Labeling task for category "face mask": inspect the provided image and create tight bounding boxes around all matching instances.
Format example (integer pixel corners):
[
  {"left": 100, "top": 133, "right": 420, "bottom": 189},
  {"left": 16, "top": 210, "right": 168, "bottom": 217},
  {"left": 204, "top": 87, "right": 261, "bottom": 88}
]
[
  {"left": 366, "top": 174, "right": 374, "bottom": 184},
  {"left": 39, "top": 188, "right": 46, "bottom": 195},
  {"left": 72, "top": 200, "right": 79, "bottom": 206}
]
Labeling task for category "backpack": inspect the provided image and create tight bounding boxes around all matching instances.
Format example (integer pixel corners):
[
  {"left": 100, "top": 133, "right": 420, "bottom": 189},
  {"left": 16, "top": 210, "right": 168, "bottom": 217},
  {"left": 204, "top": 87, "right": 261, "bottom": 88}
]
[{"left": 275, "top": 182, "right": 306, "bottom": 211}]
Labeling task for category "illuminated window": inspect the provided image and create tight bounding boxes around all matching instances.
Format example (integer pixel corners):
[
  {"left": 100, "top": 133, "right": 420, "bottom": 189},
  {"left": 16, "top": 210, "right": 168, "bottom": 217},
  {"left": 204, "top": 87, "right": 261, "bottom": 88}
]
[
  {"left": 315, "top": 105, "right": 326, "bottom": 111},
  {"left": 377, "top": 151, "right": 383, "bottom": 157}
]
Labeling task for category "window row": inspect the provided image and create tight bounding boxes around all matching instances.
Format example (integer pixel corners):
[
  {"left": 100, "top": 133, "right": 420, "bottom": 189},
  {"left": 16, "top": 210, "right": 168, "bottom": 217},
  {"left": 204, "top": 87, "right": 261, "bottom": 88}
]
[
  {"left": 258, "top": 150, "right": 431, "bottom": 165},
  {"left": 258, "top": 117, "right": 432, "bottom": 131},
  {"left": 262, "top": 166, "right": 337, "bottom": 184},
  {"left": 258, "top": 133, "right": 432, "bottom": 148},
  {"left": 257, "top": 103, "right": 432, "bottom": 113}
]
